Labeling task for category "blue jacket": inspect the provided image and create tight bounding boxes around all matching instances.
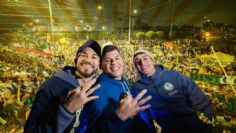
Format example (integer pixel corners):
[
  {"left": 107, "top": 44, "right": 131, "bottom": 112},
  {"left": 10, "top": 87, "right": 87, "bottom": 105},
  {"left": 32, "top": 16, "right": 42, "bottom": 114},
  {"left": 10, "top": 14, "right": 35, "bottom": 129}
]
[
  {"left": 79, "top": 73, "right": 155, "bottom": 133},
  {"left": 132, "top": 65, "right": 212, "bottom": 133},
  {"left": 24, "top": 66, "right": 79, "bottom": 133}
]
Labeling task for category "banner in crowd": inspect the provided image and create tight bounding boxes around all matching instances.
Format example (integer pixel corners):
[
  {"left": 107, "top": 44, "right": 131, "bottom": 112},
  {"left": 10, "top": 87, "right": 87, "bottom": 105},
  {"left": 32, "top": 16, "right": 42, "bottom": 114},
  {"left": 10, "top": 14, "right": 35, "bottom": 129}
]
[
  {"left": 190, "top": 73, "right": 236, "bottom": 85},
  {"left": 200, "top": 52, "right": 235, "bottom": 67}
]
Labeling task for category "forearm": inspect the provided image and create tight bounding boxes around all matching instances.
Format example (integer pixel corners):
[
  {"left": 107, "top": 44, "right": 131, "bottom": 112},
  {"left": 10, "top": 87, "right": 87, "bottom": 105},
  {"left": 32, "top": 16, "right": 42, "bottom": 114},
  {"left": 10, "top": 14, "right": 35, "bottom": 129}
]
[
  {"left": 182, "top": 75, "right": 213, "bottom": 119},
  {"left": 57, "top": 104, "right": 76, "bottom": 132}
]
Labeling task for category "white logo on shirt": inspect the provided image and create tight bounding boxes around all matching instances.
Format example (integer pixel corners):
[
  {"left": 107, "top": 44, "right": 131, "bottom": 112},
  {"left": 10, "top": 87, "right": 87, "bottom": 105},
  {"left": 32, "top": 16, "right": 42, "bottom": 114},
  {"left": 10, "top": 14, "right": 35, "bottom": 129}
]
[{"left": 164, "top": 82, "right": 174, "bottom": 91}]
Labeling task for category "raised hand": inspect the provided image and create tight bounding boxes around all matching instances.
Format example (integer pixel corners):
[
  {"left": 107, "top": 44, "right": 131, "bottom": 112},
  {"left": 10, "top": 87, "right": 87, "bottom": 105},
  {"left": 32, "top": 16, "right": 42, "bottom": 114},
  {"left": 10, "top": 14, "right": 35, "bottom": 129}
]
[
  {"left": 64, "top": 78, "right": 100, "bottom": 113},
  {"left": 116, "top": 89, "right": 152, "bottom": 121}
]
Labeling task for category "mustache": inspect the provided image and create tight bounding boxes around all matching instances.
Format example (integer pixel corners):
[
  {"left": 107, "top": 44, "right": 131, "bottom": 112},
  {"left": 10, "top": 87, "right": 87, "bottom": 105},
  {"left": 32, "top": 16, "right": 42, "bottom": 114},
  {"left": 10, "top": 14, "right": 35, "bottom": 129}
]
[{"left": 80, "top": 61, "right": 95, "bottom": 68}]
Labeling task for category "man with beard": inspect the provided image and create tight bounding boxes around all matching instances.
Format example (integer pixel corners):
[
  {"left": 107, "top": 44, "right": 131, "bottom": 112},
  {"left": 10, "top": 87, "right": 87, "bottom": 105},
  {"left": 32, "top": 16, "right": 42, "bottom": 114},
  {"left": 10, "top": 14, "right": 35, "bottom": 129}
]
[
  {"left": 24, "top": 40, "right": 101, "bottom": 133},
  {"left": 78, "top": 45, "right": 156, "bottom": 133}
]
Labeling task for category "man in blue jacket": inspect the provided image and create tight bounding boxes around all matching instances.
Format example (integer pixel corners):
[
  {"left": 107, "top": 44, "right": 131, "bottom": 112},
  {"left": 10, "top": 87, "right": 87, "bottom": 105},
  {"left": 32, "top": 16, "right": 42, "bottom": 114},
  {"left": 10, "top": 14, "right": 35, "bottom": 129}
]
[
  {"left": 79, "top": 45, "right": 156, "bottom": 133},
  {"left": 24, "top": 40, "right": 101, "bottom": 133},
  {"left": 132, "top": 50, "right": 213, "bottom": 133}
]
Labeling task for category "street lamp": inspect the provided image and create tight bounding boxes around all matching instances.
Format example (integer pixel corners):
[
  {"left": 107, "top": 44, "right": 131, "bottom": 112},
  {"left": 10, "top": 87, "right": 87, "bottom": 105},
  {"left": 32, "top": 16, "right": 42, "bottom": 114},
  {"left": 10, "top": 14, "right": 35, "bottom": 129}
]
[
  {"left": 205, "top": 32, "right": 210, "bottom": 37},
  {"left": 102, "top": 26, "right": 106, "bottom": 30},
  {"left": 35, "top": 19, "right": 40, "bottom": 23},
  {"left": 97, "top": 5, "right": 102, "bottom": 10},
  {"left": 132, "top": 9, "right": 137, "bottom": 36}
]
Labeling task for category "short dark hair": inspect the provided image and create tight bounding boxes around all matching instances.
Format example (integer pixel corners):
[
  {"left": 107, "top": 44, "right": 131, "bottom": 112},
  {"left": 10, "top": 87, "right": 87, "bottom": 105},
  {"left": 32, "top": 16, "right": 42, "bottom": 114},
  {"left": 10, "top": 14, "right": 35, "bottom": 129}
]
[{"left": 101, "top": 45, "right": 120, "bottom": 61}]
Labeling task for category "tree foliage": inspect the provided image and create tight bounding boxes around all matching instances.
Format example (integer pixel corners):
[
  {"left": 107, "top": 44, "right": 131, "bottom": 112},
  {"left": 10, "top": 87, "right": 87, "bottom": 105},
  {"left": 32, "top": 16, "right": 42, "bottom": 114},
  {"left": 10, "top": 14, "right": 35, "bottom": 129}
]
[
  {"left": 145, "top": 30, "right": 157, "bottom": 39},
  {"left": 136, "top": 32, "right": 146, "bottom": 40}
]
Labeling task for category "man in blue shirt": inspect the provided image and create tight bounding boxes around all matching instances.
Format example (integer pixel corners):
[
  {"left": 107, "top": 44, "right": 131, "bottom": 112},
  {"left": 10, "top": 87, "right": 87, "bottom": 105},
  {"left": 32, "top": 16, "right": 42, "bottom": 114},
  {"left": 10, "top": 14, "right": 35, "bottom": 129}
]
[{"left": 79, "top": 45, "right": 155, "bottom": 133}]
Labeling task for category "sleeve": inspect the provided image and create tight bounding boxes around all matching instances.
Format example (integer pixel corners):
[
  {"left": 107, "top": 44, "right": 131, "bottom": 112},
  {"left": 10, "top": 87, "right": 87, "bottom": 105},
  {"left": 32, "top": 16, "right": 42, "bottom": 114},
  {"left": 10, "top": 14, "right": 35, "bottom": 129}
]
[
  {"left": 57, "top": 104, "right": 76, "bottom": 133},
  {"left": 84, "top": 92, "right": 127, "bottom": 133},
  {"left": 24, "top": 80, "right": 76, "bottom": 133},
  {"left": 181, "top": 73, "right": 212, "bottom": 119},
  {"left": 130, "top": 86, "right": 156, "bottom": 133},
  {"left": 137, "top": 110, "right": 156, "bottom": 133}
]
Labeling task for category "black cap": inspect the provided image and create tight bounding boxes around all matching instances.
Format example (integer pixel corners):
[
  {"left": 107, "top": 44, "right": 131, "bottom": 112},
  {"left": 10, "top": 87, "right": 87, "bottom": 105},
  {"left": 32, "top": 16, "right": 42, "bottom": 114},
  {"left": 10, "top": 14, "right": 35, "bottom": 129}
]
[{"left": 76, "top": 40, "right": 101, "bottom": 57}]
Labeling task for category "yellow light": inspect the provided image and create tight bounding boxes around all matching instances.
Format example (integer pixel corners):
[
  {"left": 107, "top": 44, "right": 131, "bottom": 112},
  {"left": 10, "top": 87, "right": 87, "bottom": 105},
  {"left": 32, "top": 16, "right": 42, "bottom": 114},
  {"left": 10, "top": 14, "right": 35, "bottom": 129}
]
[
  {"left": 102, "top": 26, "right": 106, "bottom": 30},
  {"left": 133, "top": 9, "right": 137, "bottom": 14},
  {"left": 97, "top": 5, "right": 102, "bottom": 10},
  {"left": 205, "top": 32, "right": 210, "bottom": 37},
  {"left": 75, "top": 26, "right": 79, "bottom": 31},
  {"left": 35, "top": 19, "right": 40, "bottom": 23}
]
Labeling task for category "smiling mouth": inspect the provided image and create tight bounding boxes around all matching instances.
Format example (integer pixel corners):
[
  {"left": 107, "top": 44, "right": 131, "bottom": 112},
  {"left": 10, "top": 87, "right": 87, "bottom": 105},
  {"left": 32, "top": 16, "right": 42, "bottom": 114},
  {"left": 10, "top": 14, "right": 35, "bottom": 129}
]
[
  {"left": 111, "top": 67, "right": 119, "bottom": 72},
  {"left": 82, "top": 63, "right": 94, "bottom": 68},
  {"left": 141, "top": 66, "right": 148, "bottom": 71}
]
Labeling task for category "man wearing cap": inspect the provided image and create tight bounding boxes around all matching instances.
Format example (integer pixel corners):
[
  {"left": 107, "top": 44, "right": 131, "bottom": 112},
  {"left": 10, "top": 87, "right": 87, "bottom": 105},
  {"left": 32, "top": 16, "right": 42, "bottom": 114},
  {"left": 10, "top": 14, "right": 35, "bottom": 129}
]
[
  {"left": 24, "top": 40, "right": 101, "bottom": 133},
  {"left": 132, "top": 50, "right": 213, "bottom": 133}
]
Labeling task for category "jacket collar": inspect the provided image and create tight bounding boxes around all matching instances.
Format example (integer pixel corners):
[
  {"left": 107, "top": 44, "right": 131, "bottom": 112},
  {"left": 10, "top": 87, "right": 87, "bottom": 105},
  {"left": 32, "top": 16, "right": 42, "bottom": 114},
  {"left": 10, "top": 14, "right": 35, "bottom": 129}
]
[
  {"left": 54, "top": 66, "right": 79, "bottom": 88},
  {"left": 138, "top": 64, "right": 164, "bottom": 84},
  {"left": 99, "top": 73, "right": 130, "bottom": 92},
  {"left": 99, "top": 73, "right": 127, "bottom": 84}
]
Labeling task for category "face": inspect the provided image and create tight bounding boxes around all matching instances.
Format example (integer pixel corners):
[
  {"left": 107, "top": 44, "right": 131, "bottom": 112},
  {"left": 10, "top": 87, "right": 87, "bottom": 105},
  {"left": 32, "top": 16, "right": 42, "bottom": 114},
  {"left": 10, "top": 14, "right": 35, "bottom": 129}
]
[
  {"left": 76, "top": 47, "right": 100, "bottom": 78},
  {"left": 133, "top": 53, "right": 156, "bottom": 76},
  {"left": 101, "top": 50, "right": 124, "bottom": 80}
]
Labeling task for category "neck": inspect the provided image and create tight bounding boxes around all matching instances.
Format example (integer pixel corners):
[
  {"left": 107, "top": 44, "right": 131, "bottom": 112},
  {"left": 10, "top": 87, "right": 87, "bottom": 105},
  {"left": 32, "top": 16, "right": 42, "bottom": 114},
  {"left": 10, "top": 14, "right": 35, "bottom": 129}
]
[
  {"left": 77, "top": 77, "right": 94, "bottom": 86},
  {"left": 105, "top": 73, "right": 122, "bottom": 80},
  {"left": 75, "top": 71, "right": 95, "bottom": 86},
  {"left": 114, "top": 77, "right": 122, "bottom": 80},
  {"left": 148, "top": 69, "right": 156, "bottom": 77}
]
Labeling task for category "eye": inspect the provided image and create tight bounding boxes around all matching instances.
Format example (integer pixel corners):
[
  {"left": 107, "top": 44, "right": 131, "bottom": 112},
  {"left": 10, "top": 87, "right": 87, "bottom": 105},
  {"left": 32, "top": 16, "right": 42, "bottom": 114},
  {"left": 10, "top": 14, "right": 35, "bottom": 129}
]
[
  {"left": 143, "top": 57, "right": 149, "bottom": 61},
  {"left": 115, "top": 57, "right": 121, "bottom": 60},
  {"left": 79, "top": 53, "right": 87, "bottom": 58},
  {"left": 104, "top": 59, "right": 111, "bottom": 63},
  {"left": 92, "top": 55, "right": 99, "bottom": 60}
]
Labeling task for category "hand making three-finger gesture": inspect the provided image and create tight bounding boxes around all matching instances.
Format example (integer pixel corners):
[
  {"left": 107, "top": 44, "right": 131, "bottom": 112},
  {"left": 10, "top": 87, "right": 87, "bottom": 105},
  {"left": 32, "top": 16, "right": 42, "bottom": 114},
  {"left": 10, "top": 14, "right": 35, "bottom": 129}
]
[{"left": 64, "top": 78, "right": 100, "bottom": 113}]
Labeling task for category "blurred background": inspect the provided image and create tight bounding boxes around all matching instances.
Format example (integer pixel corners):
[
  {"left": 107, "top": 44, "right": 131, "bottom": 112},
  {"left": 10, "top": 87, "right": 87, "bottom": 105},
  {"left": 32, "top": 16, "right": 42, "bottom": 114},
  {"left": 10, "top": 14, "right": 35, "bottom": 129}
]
[{"left": 0, "top": 0, "right": 236, "bottom": 132}]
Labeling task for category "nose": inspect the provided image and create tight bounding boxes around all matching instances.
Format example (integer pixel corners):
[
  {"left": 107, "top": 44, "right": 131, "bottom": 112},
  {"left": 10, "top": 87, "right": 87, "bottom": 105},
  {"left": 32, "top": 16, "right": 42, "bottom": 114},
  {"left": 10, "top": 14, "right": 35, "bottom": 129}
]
[
  {"left": 110, "top": 59, "right": 116, "bottom": 65},
  {"left": 83, "top": 55, "right": 93, "bottom": 63}
]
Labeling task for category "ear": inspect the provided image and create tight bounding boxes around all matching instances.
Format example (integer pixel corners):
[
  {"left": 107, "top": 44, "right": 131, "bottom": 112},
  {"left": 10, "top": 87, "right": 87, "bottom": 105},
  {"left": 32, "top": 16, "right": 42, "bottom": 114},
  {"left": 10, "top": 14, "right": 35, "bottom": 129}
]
[{"left": 74, "top": 57, "right": 78, "bottom": 65}]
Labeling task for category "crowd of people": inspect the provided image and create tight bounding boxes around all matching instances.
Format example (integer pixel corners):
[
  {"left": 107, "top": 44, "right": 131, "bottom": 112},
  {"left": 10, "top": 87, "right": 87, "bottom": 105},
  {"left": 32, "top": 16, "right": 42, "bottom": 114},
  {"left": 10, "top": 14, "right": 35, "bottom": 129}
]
[{"left": 0, "top": 38, "right": 235, "bottom": 132}]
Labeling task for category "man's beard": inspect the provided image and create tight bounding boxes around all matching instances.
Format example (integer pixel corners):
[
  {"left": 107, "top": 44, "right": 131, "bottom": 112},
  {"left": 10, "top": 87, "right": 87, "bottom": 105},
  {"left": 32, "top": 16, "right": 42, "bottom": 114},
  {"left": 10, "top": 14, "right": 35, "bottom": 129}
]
[
  {"left": 76, "top": 60, "right": 98, "bottom": 78},
  {"left": 76, "top": 62, "right": 97, "bottom": 78},
  {"left": 77, "top": 68, "right": 96, "bottom": 78}
]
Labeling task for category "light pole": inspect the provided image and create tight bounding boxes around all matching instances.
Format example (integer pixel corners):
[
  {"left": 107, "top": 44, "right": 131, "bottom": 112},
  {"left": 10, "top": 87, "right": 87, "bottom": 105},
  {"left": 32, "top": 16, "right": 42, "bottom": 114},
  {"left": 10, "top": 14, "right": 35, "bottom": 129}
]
[
  {"left": 119, "top": 17, "right": 123, "bottom": 39},
  {"left": 47, "top": 0, "right": 54, "bottom": 52},
  {"left": 169, "top": 0, "right": 175, "bottom": 40},
  {"left": 128, "top": 0, "right": 132, "bottom": 43}
]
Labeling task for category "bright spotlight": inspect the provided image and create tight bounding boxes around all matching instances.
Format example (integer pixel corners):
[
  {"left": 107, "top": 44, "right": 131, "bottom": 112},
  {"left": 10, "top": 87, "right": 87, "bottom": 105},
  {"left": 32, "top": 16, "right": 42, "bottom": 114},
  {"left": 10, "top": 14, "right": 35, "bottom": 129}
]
[{"left": 97, "top": 5, "right": 102, "bottom": 10}]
